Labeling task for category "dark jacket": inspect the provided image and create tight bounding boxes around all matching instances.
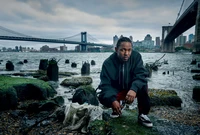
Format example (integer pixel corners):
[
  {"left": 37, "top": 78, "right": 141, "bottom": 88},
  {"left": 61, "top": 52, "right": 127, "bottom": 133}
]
[{"left": 98, "top": 50, "right": 148, "bottom": 107}]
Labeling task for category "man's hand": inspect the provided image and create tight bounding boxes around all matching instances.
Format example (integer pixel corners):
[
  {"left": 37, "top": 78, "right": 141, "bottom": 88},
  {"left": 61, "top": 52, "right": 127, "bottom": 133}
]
[
  {"left": 111, "top": 100, "right": 122, "bottom": 115},
  {"left": 125, "top": 90, "right": 136, "bottom": 104}
]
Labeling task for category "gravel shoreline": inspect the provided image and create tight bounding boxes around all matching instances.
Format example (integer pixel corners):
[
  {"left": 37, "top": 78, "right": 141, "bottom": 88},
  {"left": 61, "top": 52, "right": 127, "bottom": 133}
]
[
  {"left": 0, "top": 105, "right": 200, "bottom": 135},
  {"left": 150, "top": 106, "right": 200, "bottom": 135}
]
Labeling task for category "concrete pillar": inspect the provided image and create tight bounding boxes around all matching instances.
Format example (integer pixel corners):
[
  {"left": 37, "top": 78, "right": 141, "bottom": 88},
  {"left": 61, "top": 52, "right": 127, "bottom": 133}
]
[
  {"left": 80, "top": 44, "right": 87, "bottom": 52},
  {"left": 194, "top": 0, "right": 200, "bottom": 53},
  {"left": 80, "top": 32, "right": 87, "bottom": 52},
  {"left": 161, "top": 26, "right": 174, "bottom": 52},
  {"left": 162, "top": 41, "right": 175, "bottom": 53}
]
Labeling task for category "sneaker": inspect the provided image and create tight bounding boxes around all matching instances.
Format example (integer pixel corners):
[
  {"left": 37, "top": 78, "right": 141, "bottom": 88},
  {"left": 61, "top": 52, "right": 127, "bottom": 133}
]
[
  {"left": 110, "top": 112, "right": 119, "bottom": 118},
  {"left": 138, "top": 114, "right": 153, "bottom": 128}
]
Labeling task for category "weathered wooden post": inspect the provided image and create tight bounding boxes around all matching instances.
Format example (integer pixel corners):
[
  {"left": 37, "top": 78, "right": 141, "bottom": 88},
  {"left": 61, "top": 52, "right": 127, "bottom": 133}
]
[
  {"left": 65, "top": 59, "right": 70, "bottom": 64},
  {"left": 71, "top": 62, "right": 77, "bottom": 68},
  {"left": 24, "top": 59, "right": 28, "bottom": 63},
  {"left": 47, "top": 58, "right": 59, "bottom": 81},
  {"left": 193, "top": 86, "right": 200, "bottom": 102},
  {"left": 81, "top": 61, "right": 90, "bottom": 75},
  {"left": 6, "top": 61, "right": 14, "bottom": 71},
  {"left": 91, "top": 60, "right": 96, "bottom": 65},
  {"left": 39, "top": 59, "right": 48, "bottom": 70}
]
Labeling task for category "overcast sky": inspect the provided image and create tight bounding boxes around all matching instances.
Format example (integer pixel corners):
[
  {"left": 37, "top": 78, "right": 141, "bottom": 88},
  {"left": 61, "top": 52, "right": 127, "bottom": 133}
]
[{"left": 0, "top": 0, "right": 195, "bottom": 50}]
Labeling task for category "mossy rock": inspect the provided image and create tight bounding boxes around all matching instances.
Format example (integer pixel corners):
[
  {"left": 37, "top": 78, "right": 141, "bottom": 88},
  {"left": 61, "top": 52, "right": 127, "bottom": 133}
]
[
  {"left": 0, "top": 75, "right": 57, "bottom": 111},
  {"left": 149, "top": 89, "right": 182, "bottom": 107}
]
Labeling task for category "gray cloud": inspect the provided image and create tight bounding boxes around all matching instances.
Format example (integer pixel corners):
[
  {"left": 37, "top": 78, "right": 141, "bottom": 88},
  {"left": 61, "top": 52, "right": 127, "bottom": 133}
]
[{"left": 0, "top": 0, "right": 195, "bottom": 49}]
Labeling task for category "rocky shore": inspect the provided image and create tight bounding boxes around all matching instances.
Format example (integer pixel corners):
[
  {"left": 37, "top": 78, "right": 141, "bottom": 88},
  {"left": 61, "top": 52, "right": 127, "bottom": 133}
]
[
  {"left": 0, "top": 105, "right": 200, "bottom": 135},
  {"left": 0, "top": 73, "right": 200, "bottom": 135}
]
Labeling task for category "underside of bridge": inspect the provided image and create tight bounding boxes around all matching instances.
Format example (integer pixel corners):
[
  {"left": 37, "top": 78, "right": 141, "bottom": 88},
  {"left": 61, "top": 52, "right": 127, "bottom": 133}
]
[{"left": 162, "top": 0, "right": 198, "bottom": 53}]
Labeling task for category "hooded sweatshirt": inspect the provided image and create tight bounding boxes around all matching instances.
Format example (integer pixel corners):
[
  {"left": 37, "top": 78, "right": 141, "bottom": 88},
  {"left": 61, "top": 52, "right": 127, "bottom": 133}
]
[{"left": 98, "top": 50, "right": 148, "bottom": 107}]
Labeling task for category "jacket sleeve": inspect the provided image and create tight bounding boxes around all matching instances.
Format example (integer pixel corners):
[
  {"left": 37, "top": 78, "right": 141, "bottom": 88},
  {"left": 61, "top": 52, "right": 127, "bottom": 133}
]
[
  {"left": 130, "top": 52, "right": 148, "bottom": 93},
  {"left": 98, "top": 62, "right": 119, "bottom": 108}
]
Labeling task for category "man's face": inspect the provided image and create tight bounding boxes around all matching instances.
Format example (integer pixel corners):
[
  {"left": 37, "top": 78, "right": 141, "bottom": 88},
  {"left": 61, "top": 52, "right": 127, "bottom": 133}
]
[{"left": 115, "top": 41, "right": 132, "bottom": 62}]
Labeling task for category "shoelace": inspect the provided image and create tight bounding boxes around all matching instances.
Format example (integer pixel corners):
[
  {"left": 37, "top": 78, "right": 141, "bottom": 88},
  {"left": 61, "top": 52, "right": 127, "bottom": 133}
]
[{"left": 140, "top": 114, "right": 150, "bottom": 121}]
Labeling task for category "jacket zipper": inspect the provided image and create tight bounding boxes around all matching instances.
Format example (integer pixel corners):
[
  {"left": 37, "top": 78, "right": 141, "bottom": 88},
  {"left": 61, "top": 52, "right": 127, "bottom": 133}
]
[{"left": 122, "top": 63, "right": 124, "bottom": 89}]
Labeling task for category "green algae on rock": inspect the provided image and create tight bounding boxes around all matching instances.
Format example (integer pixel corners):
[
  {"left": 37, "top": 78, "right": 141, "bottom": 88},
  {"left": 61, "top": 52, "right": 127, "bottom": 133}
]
[
  {"left": 149, "top": 88, "right": 182, "bottom": 107},
  {"left": 0, "top": 75, "right": 57, "bottom": 110}
]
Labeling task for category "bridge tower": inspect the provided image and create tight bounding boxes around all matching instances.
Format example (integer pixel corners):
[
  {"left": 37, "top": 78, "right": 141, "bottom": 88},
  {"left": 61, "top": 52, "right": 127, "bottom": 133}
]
[
  {"left": 80, "top": 32, "right": 87, "bottom": 52},
  {"left": 194, "top": 0, "right": 200, "bottom": 53},
  {"left": 161, "top": 26, "right": 175, "bottom": 52}
]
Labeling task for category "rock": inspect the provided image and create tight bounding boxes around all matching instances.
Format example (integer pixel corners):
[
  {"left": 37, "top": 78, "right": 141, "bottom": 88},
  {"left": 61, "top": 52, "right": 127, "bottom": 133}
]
[
  {"left": 52, "top": 96, "right": 65, "bottom": 106},
  {"left": 38, "top": 75, "right": 49, "bottom": 81},
  {"left": 72, "top": 85, "right": 99, "bottom": 106},
  {"left": 0, "top": 75, "right": 57, "bottom": 111},
  {"left": 39, "top": 101, "right": 58, "bottom": 111},
  {"left": 17, "top": 61, "right": 23, "bottom": 64},
  {"left": 60, "top": 76, "right": 93, "bottom": 88},
  {"left": 149, "top": 88, "right": 182, "bottom": 107},
  {"left": 26, "top": 102, "right": 40, "bottom": 113},
  {"left": 54, "top": 106, "right": 66, "bottom": 122}
]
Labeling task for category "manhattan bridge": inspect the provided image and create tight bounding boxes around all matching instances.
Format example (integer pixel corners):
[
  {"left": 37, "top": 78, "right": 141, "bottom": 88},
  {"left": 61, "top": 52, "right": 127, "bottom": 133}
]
[{"left": 0, "top": 26, "right": 112, "bottom": 51}]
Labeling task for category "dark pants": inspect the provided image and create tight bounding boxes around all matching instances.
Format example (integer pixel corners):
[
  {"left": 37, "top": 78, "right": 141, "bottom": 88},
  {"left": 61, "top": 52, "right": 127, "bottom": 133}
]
[{"left": 116, "top": 85, "right": 150, "bottom": 115}]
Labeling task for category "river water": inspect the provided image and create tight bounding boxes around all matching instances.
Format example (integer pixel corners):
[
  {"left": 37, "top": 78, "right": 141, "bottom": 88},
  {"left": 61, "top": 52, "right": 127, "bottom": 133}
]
[{"left": 0, "top": 52, "right": 199, "bottom": 110}]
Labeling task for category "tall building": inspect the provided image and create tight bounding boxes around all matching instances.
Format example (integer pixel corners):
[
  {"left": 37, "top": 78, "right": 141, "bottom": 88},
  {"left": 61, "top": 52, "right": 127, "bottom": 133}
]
[
  {"left": 144, "top": 34, "right": 152, "bottom": 40},
  {"left": 113, "top": 35, "right": 118, "bottom": 47},
  {"left": 176, "top": 34, "right": 186, "bottom": 46},
  {"left": 142, "top": 34, "right": 154, "bottom": 49},
  {"left": 155, "top": 37, "right": 161, "bottom": 46},
  {"left": 60, "top": 44, "right": 68, "bottom": 52},
  {"left": 188, "top": 34, "right": 194, "bottom": 43}
]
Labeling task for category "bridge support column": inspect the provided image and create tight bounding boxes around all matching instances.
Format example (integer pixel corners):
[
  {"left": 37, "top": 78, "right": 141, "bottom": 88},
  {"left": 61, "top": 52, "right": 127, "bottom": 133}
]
[
  {"left": 80, "top": 44, "right": 87, "bottom": 52},
  {"left": 194, "top": 0, "right": 200, "bottom": 53},
  {"left": 80, "top": 32, "right": 87, "bottom": 52},
  {"left": 162, "top": 41, "right": 175, "bottom": 53},
  {"left": 81, "top": 32, "right": 87, "bottom": 43},
  {"left": 161, "top": 26, "right": 175, "bottom": 52}
]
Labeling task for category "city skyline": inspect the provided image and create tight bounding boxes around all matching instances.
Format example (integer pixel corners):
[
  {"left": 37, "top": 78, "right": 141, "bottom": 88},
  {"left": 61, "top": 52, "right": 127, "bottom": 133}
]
[{"left": 0, "top": 32, "right": 194, "bottom": 51}]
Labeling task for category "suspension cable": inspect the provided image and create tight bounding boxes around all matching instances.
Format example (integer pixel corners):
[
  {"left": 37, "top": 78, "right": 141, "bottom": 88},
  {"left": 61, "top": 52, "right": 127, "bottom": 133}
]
[
  {"left": 176, "top": 0, "right": 185, "bottom": 22},
  {"left": 0, "top": 26, "right": 32, "bottom": 37}
]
